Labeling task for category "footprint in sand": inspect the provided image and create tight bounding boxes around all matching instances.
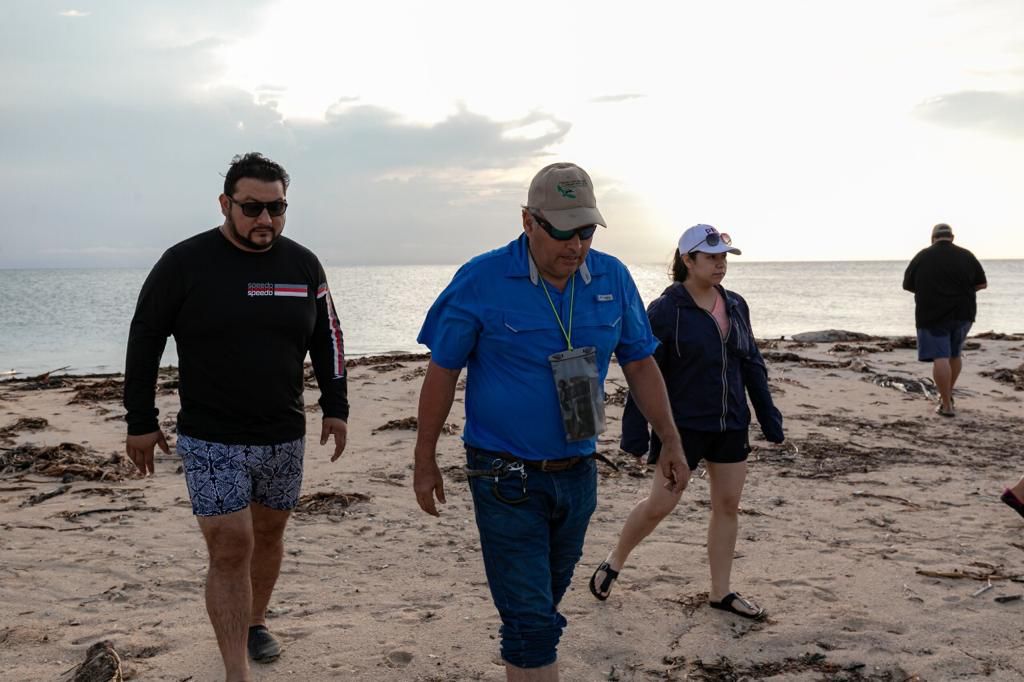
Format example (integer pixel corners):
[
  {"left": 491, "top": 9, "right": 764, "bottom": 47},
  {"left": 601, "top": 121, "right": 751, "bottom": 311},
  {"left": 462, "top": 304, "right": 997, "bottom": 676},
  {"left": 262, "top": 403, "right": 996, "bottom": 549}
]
[{"left": 385, "top": 649, "right": 414, "bottom": 667}]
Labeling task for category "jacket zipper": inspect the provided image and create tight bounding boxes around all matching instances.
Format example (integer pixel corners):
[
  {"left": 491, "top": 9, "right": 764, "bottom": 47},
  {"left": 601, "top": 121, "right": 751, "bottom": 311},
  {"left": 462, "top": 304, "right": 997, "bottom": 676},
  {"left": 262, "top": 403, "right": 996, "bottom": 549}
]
[{"left": 679, "top": 303, "right": 730, "bottom": 432}]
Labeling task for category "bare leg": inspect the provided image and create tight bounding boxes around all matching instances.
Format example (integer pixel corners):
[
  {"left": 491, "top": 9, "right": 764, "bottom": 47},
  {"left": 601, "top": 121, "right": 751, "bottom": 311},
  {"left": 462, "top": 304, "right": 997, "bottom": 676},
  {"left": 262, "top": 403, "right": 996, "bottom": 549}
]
[
  {"left": 932, "top": 358, "right": 953, "bottom": 411},
  {"left": 249, "top": 503, "right": 291, "bottom": 627},
  {"left": 597, "top": 464, "right": 686, "bottom": 587},
  {"left": 197, "top": 509, "right": 254, "bottom": 682},
  {"left": 506, "top": 661, "right": 559, "bottom": 681},
  {"left": 949, "top": 356, "right": 963, "bottom": 397},
  {"left": 706, "top": 461, "right": 757, "bottom": 614}
]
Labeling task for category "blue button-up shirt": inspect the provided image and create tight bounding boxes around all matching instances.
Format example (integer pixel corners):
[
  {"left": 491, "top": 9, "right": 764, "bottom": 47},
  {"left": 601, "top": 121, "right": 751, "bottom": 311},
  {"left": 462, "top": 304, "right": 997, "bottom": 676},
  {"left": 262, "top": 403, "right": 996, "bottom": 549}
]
[{"left": 418, "top": 234, "right": 657, "bottom": 459}]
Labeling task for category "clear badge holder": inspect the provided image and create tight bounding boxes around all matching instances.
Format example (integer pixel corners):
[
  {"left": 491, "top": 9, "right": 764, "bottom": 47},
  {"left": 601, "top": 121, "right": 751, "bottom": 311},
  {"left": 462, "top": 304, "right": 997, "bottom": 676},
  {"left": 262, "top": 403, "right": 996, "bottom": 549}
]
[{"left": 548, "top": 346, "right": 606, "bottom": 442}]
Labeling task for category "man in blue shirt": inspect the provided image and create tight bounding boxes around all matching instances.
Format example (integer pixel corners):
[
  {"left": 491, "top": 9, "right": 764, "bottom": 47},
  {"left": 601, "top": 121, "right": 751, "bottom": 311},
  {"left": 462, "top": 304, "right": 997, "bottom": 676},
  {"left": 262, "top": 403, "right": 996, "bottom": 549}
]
[{"left": 414, "top": 162, "right": 687, "bottom": 681}]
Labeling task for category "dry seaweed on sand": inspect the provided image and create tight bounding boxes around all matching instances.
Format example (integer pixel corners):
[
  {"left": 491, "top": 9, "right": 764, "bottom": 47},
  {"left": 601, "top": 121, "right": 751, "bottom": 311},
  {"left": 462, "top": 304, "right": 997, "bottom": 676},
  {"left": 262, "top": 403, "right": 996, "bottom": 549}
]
[
  {"left": 867, "top": 373, "right": 935, "bottom": 397},
  {"left": 878, "top": 336, "right": 917, "bottom": 350},
  {"left": 368, "top": 362, "right": 406, "bottom": 373},
  {"left": 400, "top": 366, "right": 428, "bottom": 381},
  {"left": 686, "top": 652, "right": 914, "bottom": 681},
  {"left": 0, "top": 416, "right": 48, "bottom": 440},
  {"left": 604, "top": 383, "right": 629, "bottom": 406},
  {"left": 761, "top": 351, "right": 851, "bottom": 369},
  {"left": 345, "top": 352, "right": 431, "bottom": 368},
  {"left": 294, "top": 491, "right": 370, "bottom": 514},
  {"left": 596, "top": 449, "right": 649, "bottom": 479},
  {"left": 980, "top": 363, "right": 1024, "bottom": 391},
  {"left": 372, "top": 417, "right": 459, "bottom": 435},
  {"left": 756, "top": 440, "right": 912, "bottom": 479},
  {"left": 68, "top": 378, "right": 123, "bottom": 404},
  {"left": 0, "top": 443, "right": 136, "bottom": 481},
  {"left": 972, "top": 331, "right": 1024, "bottom": 341},
  {"left": 61, "top": 640, "right": 123, "bottom": 682},
  {"left": 830, "top": 343, "right": 892, "bottom": 355}
]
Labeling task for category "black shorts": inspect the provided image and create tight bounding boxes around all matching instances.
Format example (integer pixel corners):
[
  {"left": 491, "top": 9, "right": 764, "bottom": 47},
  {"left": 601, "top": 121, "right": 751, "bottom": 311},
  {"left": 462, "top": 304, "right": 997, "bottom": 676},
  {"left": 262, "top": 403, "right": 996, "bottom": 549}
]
[{"left": 649, "top": 429, "right": 750, "bottom": 471}]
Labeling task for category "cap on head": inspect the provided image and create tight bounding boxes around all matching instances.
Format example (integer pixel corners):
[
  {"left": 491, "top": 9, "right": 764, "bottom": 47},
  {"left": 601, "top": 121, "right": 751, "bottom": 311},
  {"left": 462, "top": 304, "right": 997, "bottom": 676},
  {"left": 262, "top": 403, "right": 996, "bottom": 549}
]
[
  {"left": 526, "top": 162, "right": 607, "bottom": 231},
  {"left": 931, "top": 223, "right": 954, "bottom": 240},
  {"left": 678, "top": 224, "right": 742, "bottom": 256}
]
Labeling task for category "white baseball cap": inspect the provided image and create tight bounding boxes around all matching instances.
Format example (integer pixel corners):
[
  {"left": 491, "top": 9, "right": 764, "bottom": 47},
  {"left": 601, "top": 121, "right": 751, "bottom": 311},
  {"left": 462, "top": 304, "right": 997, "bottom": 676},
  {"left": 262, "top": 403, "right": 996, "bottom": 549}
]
[{"left": 678, "top": 224, "right": 742, "bottom": 255}]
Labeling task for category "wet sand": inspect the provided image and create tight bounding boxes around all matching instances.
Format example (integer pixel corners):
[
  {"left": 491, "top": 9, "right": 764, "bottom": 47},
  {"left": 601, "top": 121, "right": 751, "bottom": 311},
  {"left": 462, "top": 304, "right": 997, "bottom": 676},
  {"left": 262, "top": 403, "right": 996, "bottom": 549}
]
[{"left": 2, "top": 334, "right": 1024, "bottom": 681}]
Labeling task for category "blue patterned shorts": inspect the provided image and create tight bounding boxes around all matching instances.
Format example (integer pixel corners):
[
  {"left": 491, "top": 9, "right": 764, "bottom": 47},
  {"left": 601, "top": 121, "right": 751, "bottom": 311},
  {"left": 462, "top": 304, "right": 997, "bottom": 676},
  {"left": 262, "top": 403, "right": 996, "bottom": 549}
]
[{"left": 176, "top": 434, "right": 305, "bottom": 517}]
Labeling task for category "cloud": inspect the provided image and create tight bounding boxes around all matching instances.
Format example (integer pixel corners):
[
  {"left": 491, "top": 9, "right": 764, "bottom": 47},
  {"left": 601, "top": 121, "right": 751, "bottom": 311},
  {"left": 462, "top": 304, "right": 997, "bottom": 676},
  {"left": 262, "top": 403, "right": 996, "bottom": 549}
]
[
  {"left": 915, "top": 90, "right": 1024, "bottom": 138},
  {"left": 0, "top": 4, "right": 573, "bottom": 268},
  {"left": 59, "top": 9, "right": 90, "bottom": 18},
  {"left": 590, "top": 93, "right": 646, "bottom": 104}
]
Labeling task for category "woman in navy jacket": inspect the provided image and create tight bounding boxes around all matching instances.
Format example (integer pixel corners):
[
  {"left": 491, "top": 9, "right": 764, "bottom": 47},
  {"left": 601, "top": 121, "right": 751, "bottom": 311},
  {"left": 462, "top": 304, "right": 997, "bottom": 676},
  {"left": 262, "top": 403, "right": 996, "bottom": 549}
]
[{"left": 589, "top": 224, "right": 784, "bottom": 619}]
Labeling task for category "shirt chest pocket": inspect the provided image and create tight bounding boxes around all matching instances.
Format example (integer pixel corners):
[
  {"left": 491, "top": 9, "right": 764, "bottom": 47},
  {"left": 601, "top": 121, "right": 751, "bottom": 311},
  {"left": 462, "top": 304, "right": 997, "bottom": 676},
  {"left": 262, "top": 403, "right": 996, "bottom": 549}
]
[
  {"left": 485, "top": 307, "right": 622, "bottom": 360},
  {"left": 569, "top": 310, "right": 622, "bottom": 357}
]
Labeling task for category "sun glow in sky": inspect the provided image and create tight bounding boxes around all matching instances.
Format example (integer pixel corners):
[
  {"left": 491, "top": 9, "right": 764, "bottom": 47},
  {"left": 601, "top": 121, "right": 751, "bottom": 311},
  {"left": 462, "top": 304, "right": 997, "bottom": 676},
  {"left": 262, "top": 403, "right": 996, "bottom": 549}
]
[{"left": 2, "top": 0, "right": 1023, "bottom": 267}]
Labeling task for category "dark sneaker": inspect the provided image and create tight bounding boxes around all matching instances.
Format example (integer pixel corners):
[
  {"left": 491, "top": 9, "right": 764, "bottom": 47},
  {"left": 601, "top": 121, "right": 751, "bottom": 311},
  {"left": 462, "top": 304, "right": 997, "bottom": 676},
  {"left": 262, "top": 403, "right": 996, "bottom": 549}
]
[
  {"left": 247, "top": 625, "right": 282, "bottom": 662},
  {"left": 1002, "top": 489, "right": 1024, "bottom": 519}
]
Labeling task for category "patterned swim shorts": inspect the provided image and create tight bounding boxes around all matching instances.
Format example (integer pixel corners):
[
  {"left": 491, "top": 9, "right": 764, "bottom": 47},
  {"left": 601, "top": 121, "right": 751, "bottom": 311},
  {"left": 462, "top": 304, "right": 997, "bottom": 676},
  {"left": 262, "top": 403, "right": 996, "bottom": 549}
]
[{"left": 176, "top": 434, "right": 305, "bottom": 517}]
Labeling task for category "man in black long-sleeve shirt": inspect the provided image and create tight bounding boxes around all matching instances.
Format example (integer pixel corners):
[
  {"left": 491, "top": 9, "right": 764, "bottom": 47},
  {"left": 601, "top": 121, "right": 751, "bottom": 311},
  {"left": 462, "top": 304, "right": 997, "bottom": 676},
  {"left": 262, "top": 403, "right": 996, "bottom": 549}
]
[
  {"left": 903, "top": 223, "right": 987, "bottom": 417},
  {"left": 124, "top": 153, "right": 348, "bottom": 681}
]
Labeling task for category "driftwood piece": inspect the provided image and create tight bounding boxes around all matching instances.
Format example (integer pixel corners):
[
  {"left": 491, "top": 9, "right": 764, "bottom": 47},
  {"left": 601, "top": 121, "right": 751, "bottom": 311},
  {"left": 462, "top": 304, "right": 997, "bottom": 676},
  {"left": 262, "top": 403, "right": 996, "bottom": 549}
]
[
  {"left": 20, "top": 483, "right": 71, "bottom": 507},
  {"left": 916, "top": 563, "right": 1024, "bottom": 582},
  {"left": 58, "top": 505, "right": 154, "bottom": 521}
]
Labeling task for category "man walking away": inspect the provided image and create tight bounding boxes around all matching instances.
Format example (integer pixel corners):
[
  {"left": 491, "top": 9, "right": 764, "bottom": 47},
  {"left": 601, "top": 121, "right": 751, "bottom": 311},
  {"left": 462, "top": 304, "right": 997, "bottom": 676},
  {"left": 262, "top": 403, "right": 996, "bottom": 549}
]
[{"left": 902, "top": 223, "right": 987, "bottom": 417}]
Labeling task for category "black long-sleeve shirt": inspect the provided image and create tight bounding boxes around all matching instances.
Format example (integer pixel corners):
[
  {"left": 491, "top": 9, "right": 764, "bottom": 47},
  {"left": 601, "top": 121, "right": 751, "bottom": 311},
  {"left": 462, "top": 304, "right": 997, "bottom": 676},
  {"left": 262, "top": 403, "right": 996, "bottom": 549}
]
[{"left": 124, "top": 228, "right": 348, "bottom": 444}]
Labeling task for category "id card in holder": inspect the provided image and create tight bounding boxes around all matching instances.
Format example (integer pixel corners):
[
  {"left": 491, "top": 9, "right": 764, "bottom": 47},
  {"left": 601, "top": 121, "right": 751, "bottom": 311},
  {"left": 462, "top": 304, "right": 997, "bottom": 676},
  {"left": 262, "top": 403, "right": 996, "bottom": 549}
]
[{"left": 548, "top": 346, "right": 606, "bottom": 442}]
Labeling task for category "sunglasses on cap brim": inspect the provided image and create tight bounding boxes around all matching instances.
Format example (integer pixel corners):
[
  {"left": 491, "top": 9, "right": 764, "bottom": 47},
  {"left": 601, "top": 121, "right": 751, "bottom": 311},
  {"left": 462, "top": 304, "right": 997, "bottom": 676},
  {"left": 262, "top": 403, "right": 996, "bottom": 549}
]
[
  {"left": 530, "top": 211, "right": 598, "bottom": 241},
  {"left": 688, "top": 232, "right": 732, "bottom": 254},
  {"left": 229, "top": 197, "right": 288, "bottom": 217}
]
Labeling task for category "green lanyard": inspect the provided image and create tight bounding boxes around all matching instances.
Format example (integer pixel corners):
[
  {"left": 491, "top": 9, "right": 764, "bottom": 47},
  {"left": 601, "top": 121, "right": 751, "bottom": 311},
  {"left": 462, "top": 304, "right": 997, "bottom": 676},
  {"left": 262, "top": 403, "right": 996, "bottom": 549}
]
[{"left": 540, "top": 271, "right": 576, "bottom": 350}]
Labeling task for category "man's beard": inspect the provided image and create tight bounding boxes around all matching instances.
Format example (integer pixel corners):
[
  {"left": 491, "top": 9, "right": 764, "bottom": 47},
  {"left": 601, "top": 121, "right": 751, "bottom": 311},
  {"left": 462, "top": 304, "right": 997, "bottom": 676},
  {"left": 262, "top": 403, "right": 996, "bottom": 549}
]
[{"left": 226, "top": 216, "right": 280, "bottom": 251}]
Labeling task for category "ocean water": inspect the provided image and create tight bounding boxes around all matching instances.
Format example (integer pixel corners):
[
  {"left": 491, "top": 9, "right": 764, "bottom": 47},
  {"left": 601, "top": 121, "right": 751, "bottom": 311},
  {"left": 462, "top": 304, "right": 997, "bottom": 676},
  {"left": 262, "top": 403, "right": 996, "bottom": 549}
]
[{"left": 1, "top": 260, "right": 1021, "bottom": 376}]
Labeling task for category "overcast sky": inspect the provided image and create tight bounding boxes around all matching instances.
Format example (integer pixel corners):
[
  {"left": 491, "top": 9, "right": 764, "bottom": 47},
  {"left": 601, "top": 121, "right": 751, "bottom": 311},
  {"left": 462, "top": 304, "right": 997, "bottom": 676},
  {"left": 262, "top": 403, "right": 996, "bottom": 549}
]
[{"left": 2, "top": 0, "right": 1022, "bottom": 268}]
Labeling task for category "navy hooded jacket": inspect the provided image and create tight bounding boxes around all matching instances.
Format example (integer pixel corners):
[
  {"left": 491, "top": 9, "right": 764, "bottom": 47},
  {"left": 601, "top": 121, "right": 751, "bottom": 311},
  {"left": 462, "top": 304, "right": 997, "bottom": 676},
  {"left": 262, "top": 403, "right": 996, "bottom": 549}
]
[{"left": 621, "top": 282, "right": 784, "bottom": 458}]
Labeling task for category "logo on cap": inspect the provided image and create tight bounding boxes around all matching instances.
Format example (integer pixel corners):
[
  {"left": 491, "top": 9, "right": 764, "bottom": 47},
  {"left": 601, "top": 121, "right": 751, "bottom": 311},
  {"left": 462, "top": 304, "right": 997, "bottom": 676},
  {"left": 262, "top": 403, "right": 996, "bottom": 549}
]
[{"left": 556, "top": 183, "right": 578, "bottom": 199}]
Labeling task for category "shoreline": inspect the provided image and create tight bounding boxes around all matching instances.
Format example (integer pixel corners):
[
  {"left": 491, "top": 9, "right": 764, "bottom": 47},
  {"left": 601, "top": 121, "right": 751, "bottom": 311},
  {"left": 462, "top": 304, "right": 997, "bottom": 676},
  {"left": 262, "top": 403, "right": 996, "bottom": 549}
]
[{"left": 4, "top": 330, "right": 1023, "bottom": 382}]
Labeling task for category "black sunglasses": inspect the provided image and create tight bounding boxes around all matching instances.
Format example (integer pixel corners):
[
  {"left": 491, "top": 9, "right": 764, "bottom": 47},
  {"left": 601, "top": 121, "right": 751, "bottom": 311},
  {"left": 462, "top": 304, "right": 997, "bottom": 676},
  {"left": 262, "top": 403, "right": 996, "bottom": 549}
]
[
  {"left": 529, "top": 210, "right": 597, "bottom": 241},
  {"left": 228, "top": 196, "right": 288, "bottom": 218},
  {"left": 688, "top": 232, "right": 731, "bottom": 255}
]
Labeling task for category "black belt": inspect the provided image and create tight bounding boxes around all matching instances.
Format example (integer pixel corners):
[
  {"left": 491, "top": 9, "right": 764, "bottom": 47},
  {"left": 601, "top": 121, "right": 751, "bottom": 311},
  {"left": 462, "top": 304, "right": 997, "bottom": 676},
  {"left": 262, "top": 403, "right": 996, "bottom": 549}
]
[{"left": 469, "top": 447, "right": 592, "bottom": 473}]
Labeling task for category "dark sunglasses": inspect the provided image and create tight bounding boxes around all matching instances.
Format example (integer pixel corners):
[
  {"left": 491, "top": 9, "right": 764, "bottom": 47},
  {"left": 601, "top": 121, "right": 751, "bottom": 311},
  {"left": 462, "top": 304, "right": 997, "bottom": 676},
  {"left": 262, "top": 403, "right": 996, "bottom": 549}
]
[
  {"left": 530, "top": 211, "right": 597, "bottom": 241},
  {"left": 228, "top": 196, "right": 288, "bottom": 218},
  {"left": 688, "top": 232, "right": 731, "bottom": 255}
]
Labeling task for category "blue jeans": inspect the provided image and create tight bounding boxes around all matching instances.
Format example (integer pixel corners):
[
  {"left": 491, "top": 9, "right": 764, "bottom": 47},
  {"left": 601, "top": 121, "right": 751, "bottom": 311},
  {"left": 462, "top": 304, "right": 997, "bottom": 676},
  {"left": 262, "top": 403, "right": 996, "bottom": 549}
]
[{"left": 465, "top": 447, "right": 598, "bottom": 669}]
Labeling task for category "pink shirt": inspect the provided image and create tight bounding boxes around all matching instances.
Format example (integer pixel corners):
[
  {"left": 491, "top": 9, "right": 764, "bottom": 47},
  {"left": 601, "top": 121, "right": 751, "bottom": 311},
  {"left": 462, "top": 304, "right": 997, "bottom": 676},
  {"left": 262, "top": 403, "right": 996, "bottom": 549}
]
[{"left": 711, "top": 290, "right": 730, "bottom": 339}]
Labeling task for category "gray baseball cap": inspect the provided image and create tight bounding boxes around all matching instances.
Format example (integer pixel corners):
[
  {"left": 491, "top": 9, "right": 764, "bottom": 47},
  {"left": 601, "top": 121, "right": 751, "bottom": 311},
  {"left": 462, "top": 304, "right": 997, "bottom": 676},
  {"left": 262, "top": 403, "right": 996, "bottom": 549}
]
[{"left": 526, "top": 163, "right": 607, "bottom": 231}]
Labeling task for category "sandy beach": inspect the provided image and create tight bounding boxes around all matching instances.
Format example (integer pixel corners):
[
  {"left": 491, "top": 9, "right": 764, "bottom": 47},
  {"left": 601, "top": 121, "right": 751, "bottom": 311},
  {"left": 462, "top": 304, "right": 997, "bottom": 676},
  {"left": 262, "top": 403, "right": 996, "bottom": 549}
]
[{"left": 2, "top": 333, "right": 1024, "bottom": 681}]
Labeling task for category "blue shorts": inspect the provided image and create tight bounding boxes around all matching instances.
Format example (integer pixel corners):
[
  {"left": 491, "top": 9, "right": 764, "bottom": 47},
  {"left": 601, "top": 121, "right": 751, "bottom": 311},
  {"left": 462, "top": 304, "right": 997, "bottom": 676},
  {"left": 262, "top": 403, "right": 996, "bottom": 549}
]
[
  {"left": 176, "top": 434, "right": 305, "bottom": 517},
  {"left": 917, "top": 321, "right": 972, "bottom": 362}
]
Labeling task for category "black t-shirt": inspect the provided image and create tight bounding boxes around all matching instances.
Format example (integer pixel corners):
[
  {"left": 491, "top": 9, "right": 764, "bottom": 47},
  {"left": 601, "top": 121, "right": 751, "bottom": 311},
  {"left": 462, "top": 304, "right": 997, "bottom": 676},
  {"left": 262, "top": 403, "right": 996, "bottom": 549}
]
[
  {"left": 902, "top": 241, "right": 987, "bottom": 329},
  {"left": 124, "top": 228, "right": 348, "bottom": 444}
]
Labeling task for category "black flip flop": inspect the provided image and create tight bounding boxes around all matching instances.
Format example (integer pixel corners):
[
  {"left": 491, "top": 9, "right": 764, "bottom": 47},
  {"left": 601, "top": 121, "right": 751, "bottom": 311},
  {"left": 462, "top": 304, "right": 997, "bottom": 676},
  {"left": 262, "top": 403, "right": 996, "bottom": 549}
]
[
  {"left": 709, "top": 592, "right": 766, "bottom": 620},
  {"left": 589, "top": 561, "right": 620, "bottom": 601},
  {"left": 248, "top": 625, "right": 282, "bottom": 662}
]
